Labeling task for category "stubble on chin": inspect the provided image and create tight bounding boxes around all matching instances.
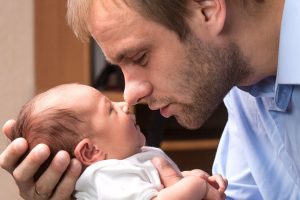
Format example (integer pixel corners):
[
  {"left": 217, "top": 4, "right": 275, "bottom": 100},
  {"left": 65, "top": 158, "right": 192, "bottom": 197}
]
[{"left": 175, "top": 34, "right": 252, "bottom": 129}]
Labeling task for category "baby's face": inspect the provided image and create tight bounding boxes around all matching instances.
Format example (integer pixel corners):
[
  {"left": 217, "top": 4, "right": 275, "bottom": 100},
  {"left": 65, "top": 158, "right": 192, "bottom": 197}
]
[{"left": 39, "top": 84, "right": 146, "bottom": 159}]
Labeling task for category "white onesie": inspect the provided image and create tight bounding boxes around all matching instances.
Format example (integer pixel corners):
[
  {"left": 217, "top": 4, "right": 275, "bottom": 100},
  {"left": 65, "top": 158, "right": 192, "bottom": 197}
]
[{"left": 75, "top": 146, "right": 180, "bottom": 200}]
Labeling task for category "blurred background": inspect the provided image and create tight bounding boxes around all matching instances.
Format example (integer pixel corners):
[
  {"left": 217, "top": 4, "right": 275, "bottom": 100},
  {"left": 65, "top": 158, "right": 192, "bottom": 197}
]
[
  {"left": 0, "top": 1, "right": 226, "bottom": 199},
  {"left": 0, "top": 1, "right": 34, "bottom": 199}
]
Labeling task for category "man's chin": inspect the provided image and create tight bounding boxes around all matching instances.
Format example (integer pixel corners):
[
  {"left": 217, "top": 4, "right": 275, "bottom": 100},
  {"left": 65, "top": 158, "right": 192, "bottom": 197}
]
[{"left": 175, "top": 115, "right": 203, "bottom": 130}]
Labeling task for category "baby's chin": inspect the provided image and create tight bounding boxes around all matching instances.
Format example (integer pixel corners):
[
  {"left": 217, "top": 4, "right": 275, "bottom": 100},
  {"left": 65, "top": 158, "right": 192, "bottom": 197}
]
[
  {"left": 136, "top": 139, "right": 146, "bottom": 153},
  {"left": 140, "top": 133, "right": 146, "bottom": 147}
]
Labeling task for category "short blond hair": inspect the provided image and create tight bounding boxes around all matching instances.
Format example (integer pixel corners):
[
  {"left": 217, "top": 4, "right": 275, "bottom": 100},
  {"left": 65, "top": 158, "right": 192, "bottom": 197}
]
[
  {"left": 66, "top": 0, "right": 191, "bottom": 41},
  {"left": 66, "top": 0, "right": 93, "bottom": 41}
]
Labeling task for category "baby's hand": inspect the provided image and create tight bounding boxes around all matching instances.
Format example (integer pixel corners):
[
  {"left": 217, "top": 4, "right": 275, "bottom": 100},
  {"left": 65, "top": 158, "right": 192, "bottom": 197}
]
[
  {"left": 153, "top": 159, "right": 226, "bottom": 200},
  {"left": 207, "top": 174, "right": 228, "bottom": 193},
  {"left": 182, "top": 169, "right": 228, "bottom": 193}
]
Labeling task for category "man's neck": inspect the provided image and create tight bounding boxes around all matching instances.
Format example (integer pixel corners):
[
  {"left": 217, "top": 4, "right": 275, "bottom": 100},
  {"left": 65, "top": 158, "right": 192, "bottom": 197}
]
[{"left": 226, "top": 0, "right": 285, "bottom": 85}]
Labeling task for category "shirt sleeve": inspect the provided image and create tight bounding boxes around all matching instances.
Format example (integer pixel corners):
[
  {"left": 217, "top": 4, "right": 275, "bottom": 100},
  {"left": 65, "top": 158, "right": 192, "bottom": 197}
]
[
  {"left": 93, "top": 161, "right": 159, "bottom": 200},
  {"left": 212, "top": 88, "right": 264, "bottom": 200},
  {"left": 213, "top": 86, "right": 300, "bottom": 199}
]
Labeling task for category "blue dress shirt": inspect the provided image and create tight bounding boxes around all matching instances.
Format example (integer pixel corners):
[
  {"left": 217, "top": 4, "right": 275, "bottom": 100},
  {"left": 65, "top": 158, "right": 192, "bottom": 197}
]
[{"left": 212, "top": 0, "right": 300, "bottom": 199}]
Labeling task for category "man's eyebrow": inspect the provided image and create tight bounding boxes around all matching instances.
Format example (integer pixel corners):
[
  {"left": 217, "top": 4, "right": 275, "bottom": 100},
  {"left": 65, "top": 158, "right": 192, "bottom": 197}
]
[
  {"left": 116, "top": 48, "right": 137, "bottom": 63},
  {"left": 109, "top": 45, "right": 148, "bottom": 64},
  {"left": 104, "top": 50, "right": 128, "bottom": 65}
]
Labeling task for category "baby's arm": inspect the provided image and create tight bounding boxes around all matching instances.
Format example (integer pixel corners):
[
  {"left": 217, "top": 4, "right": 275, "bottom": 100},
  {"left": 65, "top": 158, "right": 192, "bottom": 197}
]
[
  {"left": 153, "top": 173, "right": 226, "bottom": 200},
  {"left": 153, "top": 175, "right": 207, "bottom": 200},
  {"left": 183, "top": 169, "right": 228, "bottom": 193}
]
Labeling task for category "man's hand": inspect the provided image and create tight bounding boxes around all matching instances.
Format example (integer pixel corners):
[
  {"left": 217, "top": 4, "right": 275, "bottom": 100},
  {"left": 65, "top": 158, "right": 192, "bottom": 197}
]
[
  {"left": 152, "top": 157, "right": 182, "bottom": 187},
  {"left": 0, "top": 120, "right": 82, "bottom": 200}
]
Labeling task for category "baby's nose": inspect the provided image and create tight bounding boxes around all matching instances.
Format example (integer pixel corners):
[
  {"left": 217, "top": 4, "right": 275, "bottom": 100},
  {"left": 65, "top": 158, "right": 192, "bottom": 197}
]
[{"left": 113, "top": 101, "right": 129, "bottom": 113}]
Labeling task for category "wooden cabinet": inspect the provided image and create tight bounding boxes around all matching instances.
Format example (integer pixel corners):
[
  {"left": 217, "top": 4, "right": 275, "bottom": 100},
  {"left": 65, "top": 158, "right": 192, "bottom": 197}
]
[{"left": 35, "top": 0, "right": 91, "bottom": 94}]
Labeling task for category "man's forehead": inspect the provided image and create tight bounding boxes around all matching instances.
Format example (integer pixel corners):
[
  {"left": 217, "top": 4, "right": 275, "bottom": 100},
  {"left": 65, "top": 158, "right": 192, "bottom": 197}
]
[
  {"left": 89, "top": 0, "right": 139, "bottom": 33},
  {"left": 89, "top": 0, "right": 133, "bottom": 22},
  {"left": 99, "top": 0, "right": 131, "bottom": 10},
  {"left": 89, "top": 2, "right": 151, "bottom": 64}
]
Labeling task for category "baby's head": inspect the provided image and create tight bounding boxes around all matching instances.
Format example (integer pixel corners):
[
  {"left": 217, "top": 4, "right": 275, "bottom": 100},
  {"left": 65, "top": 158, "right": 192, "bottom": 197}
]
[{"left": 12, "top": 83, "right": 145, "bottom": 179}]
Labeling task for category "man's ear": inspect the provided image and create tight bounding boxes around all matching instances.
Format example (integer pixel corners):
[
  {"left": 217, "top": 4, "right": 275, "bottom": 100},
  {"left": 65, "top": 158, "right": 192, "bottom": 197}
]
[
  {"left": 74, "top": 138, "right": 106, "bottom": 166},
  {"left": 186, "top": 0, "right": 226, "bottom": 41}
]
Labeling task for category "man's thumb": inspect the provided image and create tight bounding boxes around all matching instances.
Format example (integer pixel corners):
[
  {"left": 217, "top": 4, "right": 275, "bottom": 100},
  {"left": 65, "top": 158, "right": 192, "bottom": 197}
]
[
  {"left": 152, "top": 157, "right": 182, "bottom": 187},
  {"left": 2, "top": 119, "right": 16, "bottom": 140}
]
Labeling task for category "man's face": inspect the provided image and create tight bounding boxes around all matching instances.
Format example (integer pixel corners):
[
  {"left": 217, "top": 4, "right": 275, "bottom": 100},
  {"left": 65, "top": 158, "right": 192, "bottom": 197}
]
[{"left": 88, "top": 1, "right": 249, "bottom": 129}]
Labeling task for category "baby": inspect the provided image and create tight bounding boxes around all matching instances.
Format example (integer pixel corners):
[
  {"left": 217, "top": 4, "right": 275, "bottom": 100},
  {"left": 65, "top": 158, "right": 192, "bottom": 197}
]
[{"left": 12, "top": 83, "right": 227, "bottom": 200}]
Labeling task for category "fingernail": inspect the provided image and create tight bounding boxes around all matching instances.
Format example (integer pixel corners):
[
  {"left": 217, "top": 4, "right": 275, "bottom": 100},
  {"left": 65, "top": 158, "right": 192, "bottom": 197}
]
[
  {"left": 70, "top": 158, "right": 82, "bottom": 172},
  {"left": 34, "top": 144, "right": 50, "bottom": 158},
  {"left": 56, "top": 151, "right": 70, "bottom": 165},
  {"left": 14, "top": 138, "right": 26, "bottom": 151}
]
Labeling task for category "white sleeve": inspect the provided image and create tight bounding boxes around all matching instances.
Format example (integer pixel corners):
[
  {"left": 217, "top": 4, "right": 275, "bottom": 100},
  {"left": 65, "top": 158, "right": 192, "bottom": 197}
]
[
  {"left": 89, "top": 161, "right": 159, "bottom": 200},
  {"left": 95, "top": 162, "right": 157, "bottom": 200}
]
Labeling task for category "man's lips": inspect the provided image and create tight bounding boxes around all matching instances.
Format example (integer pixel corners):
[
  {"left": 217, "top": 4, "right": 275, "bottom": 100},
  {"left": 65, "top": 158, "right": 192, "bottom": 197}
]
[
  {"left": 160, "top": 104, "right": 171, "bottom": 118},
  {"left": 149, "top": 104, "right": 172, "bottom": 118}
]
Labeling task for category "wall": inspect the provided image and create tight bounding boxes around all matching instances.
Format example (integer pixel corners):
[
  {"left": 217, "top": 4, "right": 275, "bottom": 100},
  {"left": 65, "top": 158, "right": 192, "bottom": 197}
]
[{"left": 0, "top": 1, "right": 34, "bottom": 199}]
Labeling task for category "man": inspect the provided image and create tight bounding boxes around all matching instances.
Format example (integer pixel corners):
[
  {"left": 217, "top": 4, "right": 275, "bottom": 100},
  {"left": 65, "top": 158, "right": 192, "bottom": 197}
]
[{"left": 1, "top": 0, "right": 299, "bottom": 199}]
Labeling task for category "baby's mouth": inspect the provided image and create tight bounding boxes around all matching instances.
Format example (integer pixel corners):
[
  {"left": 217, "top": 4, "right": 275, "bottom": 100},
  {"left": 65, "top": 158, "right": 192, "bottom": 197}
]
[
  {"left": 135, "top": 123, "right": 141, "bottom": 132},
  {"left": 131, "top": 114, "right": 141, "bottom": 132}
]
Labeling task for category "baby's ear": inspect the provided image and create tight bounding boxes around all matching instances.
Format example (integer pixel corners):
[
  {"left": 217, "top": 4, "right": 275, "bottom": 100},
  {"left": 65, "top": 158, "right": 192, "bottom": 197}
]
[{"left": 74, "top": 138, "right": 106, "bottom": 166}]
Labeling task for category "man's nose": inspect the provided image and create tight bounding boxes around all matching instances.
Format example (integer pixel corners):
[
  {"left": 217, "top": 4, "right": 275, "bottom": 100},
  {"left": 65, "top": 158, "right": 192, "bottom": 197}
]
[{"left": 123, "top": 80, "right": 153, "bottom": 106}]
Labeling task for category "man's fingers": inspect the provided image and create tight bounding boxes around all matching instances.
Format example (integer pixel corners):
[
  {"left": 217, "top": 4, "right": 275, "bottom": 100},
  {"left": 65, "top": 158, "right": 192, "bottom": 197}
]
[
  {"left": 35, "top": 151, "right": 71, "bottom": 199},
  {"left": 10, "top": 144, "right": 50, "bottom": 199},
  {"left": 0, "top": 137, "right": 28, "bottom": 173},
  {"left": 13, "top": 144, "right": 50, "bottom": 184},
  {"left": 51, "top": 158, "right": 82, "bottom": 200},
  {"left": 152, "top": 157, "right": 182, "bottom": 187},
  {"left": 2, "top": 119, "right": 16, "bottom": 140}
]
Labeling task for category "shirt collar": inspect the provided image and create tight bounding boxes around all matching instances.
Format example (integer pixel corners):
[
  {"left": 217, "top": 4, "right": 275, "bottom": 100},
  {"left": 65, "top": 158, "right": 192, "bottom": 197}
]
[
  {"left": 276, "top": 0, "right": 300, "bottom": 86},
  {"left": 274, "top": 0, "right": 299, "bottom": 111},
  {"left": 239, "top": 0, "right": 299, "bottom": 112},
  {"left": 239, "top": 78, "right": 293, "bottom": 112}
]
